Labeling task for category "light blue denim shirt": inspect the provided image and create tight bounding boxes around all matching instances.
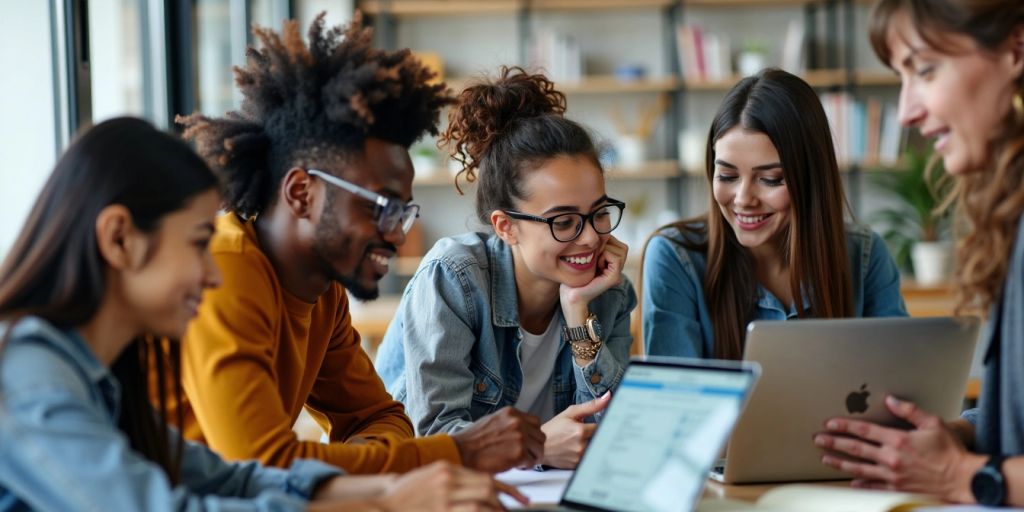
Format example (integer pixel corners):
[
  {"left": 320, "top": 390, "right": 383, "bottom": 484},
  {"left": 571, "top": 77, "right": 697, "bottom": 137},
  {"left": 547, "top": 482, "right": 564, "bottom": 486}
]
[
  {"left": 0, "top": 316, "right": 343, "bottom": 512},
  {"left": 375, "top": 232, "right": 637, "bottom": 435},
  {"left": 642, "top": 223, "right": 908, "bottom": 358}
]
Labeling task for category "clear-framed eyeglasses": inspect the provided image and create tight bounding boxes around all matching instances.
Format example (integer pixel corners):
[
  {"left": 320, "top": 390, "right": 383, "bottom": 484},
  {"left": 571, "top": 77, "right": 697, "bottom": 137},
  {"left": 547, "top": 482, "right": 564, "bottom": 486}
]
[
  {"left": 503, "top": 199, "right": 626, "bottom": 242},
  {"left": 307, "top": 169, "right": 420, "bottom": 235}
]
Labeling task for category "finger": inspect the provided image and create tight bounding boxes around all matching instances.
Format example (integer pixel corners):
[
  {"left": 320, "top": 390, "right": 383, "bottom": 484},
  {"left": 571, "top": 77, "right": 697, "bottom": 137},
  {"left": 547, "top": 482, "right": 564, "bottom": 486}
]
[
  {"left": 449, "top": 476, "right": 502, "bottom": 506},
  {"left": 885, "top": 396, "right": 940, "bottom": 429},
  {"left": 512, "top": 409, "right": 542, "bottom": 427},
  {"left": 602, "top": 238, "right": 626, "bottom": 256},
  {"left": 567, "top": 392, "right": 612, "bottom": 419},
  {"left": 824, "top": 417, "right": 906, "bottom": 446},
  {"left": 606, "top": 235, "right": 627, "bottom": 250},
  {"left": 852, "top": 479, "right": 894, "bottom": 490},
  {"left": 820, "top": 453, "right": 894, "bottom": 482},
  {"left": 495, "top": 480, "right": 529, "bottom": 505},
  {"left": 813, "top": 434, "right": 886, "bottom": 464}
]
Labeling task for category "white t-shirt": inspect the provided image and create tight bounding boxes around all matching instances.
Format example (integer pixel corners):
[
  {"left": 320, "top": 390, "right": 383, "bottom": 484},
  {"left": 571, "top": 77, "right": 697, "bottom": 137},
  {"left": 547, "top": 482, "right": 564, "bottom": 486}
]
[{"left": 513, "top": 316, "right": 562, "bottom": 423}]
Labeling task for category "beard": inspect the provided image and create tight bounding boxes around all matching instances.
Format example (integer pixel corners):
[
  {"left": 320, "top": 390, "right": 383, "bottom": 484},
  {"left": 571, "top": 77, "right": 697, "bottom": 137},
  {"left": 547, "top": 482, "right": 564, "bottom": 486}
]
[{"left": 313, "top": 210, "right": 382, "bottom": 302}]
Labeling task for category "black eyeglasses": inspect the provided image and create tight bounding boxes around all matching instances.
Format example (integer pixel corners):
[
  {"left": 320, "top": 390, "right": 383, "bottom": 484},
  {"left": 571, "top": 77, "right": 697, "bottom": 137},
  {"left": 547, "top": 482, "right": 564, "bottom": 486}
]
[
  {"left": 307, "top": 169, "right": 420, "bottom": 235},
  {"left": 504, "top": 199, "right": 626, "bottom": 242}
]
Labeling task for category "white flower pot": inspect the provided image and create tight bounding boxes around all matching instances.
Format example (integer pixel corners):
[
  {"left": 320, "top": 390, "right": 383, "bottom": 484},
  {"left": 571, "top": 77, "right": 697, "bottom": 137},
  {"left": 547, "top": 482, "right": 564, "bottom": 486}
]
[{"left": 912, "top": 241, "right": 952, "bottom": 286}]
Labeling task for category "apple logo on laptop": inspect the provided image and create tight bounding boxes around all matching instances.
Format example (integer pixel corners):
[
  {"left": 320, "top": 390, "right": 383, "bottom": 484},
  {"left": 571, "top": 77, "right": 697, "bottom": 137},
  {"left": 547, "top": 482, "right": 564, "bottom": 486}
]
[{"left": 845, "top": 384, "right": 870, "bottom": 414}]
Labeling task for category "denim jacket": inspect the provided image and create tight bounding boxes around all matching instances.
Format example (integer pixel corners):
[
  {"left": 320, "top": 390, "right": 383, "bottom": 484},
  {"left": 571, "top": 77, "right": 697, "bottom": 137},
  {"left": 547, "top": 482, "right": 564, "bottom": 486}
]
[
  {"left": 375, "top": 232, "right": 636, "bottom": 435},
  {"left": 642, "top": 223, "right": 908, "bottom": 358},
  {"left": 0, "top": 316, "right": 343, "bottom": 512}
]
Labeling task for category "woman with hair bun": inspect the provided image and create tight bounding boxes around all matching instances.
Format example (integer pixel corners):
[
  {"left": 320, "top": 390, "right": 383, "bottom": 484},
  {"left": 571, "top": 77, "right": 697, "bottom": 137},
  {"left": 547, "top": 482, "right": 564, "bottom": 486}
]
[{"left": 376, "top": 66, "right": 636, "bottom": 469}]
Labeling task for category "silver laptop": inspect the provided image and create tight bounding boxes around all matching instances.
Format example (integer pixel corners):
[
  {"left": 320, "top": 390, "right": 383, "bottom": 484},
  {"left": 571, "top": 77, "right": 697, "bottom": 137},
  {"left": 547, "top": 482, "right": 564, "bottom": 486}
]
[
  {"left": 711, "top": 316, "right": 980, "bottom": 484},
  {"left": 541, "top": 357, "right": 760, "bottom": 512}
]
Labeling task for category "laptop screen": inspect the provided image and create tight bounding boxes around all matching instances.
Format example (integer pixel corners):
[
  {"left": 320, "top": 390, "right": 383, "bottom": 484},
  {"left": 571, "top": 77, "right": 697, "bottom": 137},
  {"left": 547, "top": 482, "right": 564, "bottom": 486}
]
[{"left": 560, "top": 360, "right": 757, "bottom": 512}]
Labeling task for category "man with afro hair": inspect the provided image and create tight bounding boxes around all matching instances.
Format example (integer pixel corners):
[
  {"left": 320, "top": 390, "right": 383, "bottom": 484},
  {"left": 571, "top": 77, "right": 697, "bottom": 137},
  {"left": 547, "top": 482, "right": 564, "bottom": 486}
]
[{"left": 171, "top": 13, "right": 545, "bottom": 475}]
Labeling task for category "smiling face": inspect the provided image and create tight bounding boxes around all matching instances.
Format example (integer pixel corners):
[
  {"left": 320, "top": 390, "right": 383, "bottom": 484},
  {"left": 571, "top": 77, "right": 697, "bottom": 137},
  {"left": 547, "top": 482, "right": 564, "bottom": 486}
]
[
  {"left": 501, "top": 155, "right": 610, "bottom": 290},
  {"left": 122, "top": 188, "right": 222, "bottom": 339},
  {"left": 886, "top": 12, "right": 1024, "bottom": 175},
  {"left": 712, "top": 127, "right": 792, "bottom": 256},
  {"left": 311, "top": 138, "right": 415, "bottom": 301}
]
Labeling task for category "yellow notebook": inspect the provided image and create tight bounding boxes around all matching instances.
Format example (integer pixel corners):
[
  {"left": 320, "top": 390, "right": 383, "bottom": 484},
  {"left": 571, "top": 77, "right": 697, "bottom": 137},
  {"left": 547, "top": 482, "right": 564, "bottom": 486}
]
[{"left": 697, "top": 484, "right": 941, "bottom": 512}]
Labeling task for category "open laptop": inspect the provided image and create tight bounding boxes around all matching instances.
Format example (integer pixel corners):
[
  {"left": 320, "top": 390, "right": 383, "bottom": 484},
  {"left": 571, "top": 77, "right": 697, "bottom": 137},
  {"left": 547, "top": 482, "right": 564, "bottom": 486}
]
[
  {"left": 534, "top": 357, "right": 760, "bottom": 512},
  {"left": 711, "top": 316, "right": 980, "bottom": 484}
]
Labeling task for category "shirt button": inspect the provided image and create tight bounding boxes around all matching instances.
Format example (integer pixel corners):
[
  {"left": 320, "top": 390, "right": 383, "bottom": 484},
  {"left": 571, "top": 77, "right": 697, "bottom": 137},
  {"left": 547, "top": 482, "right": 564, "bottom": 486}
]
[
  {"left": 476, "top": 382, "right": 486, "bottom": 393},
  {"left": 590, "top": 373, "right": 602, "bottom": 384}
]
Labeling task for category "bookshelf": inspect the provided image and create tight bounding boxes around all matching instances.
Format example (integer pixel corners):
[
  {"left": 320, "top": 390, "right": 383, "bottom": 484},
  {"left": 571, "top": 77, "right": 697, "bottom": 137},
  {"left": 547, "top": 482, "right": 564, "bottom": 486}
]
[
  {"left": 359, "top": 1, "right": 523, "bottom": 16},
  {"left": 359, "top": 0, "right": 904, "bottom": 298},
  {"left": 445, "top": 75, "right": 680, "bottom": 95},
  {"left": 413, "top": 160, "right": 681, "bottom": 187}
]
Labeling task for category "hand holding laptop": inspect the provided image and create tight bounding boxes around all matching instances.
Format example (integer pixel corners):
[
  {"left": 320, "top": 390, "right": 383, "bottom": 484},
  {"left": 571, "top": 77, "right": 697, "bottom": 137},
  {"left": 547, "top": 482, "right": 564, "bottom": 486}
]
[{"left": 814, "top": 395, "right": 982, "bottom": 503}]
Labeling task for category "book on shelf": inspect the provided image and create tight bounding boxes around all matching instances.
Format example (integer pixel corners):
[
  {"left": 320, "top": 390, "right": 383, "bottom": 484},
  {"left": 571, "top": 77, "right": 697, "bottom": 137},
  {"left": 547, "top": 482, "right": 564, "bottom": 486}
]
[
  {"left": 698, "top": 484, "right": 939, "bottom": 512},
  {"left": 530, "top": 28, "right": 582, "bottom": 83},
  {"left": 780, "top": 18, "right": 806, "bottom": 74},
  {"left": 820, "top": 92, "right": 903, "bottom": 168},
  {"left": 676, "top": 24, "right": 730, "bottom": 83}
]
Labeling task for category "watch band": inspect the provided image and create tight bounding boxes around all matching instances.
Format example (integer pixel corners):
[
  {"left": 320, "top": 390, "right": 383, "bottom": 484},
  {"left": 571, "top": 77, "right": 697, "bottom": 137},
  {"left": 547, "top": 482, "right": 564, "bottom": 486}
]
[
  {"left": 562, "top": 324, "right": 590, "bottom": 342},
  {"left": 972, "top": 454, "right": 1007, "bottom": 506},
  {"left": 563, "top": 313, "right": 602, "bottom": 359}
]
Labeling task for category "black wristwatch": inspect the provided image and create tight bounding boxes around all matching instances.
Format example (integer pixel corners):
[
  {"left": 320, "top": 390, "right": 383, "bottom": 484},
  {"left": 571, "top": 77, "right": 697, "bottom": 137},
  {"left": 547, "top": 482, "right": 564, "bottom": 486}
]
[{"left": 971, "top": 454, "right": 1006, "bottom": 506}]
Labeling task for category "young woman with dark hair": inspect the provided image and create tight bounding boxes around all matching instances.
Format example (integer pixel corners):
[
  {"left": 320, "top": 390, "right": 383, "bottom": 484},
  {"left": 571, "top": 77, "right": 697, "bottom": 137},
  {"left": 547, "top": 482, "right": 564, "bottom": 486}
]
[
  {"left": 0, "top": 117, "right": 520, "bottom": 511},
  {"left": 814, "top": 1, "right": 1024, "bottom": 506},
  {"left": 375, "top": 67, "right": 636, "bottom": 469},
  {"left": 641, "top": 68, "right": 907, "bottom": 361}
]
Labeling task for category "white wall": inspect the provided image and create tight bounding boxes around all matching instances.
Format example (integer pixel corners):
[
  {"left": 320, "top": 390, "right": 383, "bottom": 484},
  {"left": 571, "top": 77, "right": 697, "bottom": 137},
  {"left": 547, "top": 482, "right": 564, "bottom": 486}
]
[
  {"left": 296, "top": 0, "right": 352, "bottom": 30},
  {"left": 0, "top": 1, "right": 57, "bottom": 257}
]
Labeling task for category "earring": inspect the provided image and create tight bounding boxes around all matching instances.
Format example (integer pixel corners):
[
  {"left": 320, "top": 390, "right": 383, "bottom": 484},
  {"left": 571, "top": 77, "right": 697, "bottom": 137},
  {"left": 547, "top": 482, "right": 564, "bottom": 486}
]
[{"left": 1014, "top": 89, "right": 1024, "bottom": 124}]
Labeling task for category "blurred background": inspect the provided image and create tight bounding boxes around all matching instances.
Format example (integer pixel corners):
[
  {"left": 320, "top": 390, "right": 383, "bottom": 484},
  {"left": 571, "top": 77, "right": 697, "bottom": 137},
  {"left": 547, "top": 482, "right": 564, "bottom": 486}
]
[{"left": 3, "top": 1, "right": 960, "bottom": 353}]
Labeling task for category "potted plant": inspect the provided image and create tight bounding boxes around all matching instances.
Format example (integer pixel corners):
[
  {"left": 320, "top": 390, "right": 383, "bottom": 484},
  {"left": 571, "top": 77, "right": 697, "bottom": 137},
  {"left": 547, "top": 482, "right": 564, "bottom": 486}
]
[{"left": 870, "top": 146, "right": 953, "bottom": 285}]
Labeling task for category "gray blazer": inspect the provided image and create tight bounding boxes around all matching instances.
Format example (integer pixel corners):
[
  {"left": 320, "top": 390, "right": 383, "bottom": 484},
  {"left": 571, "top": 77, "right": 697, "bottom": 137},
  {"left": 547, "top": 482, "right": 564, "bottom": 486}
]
[{"left": 975, "top": 216, "right": 1024, "bottom": 456}]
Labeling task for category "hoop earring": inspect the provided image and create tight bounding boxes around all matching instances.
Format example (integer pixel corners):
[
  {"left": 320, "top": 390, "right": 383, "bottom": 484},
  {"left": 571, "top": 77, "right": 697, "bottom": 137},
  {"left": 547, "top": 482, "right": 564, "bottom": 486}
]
[{"left": 1014, "top": 89, "right": 1024, "bottom": 124}]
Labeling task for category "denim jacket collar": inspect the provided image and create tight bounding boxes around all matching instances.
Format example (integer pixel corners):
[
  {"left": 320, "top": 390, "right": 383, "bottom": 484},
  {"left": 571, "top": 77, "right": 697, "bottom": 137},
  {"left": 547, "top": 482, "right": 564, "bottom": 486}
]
[
  {"left": 10, "top": 317, "right": 110, "bottom": 385},
  {"left": 487, "top": 235, "right": 521, "bottom": 328},
  {"left": 6, "top": 316, "right": 121, "bottom": 419},
  {"left": 755, "top": 285, "right": 813, "bottom": 318}
]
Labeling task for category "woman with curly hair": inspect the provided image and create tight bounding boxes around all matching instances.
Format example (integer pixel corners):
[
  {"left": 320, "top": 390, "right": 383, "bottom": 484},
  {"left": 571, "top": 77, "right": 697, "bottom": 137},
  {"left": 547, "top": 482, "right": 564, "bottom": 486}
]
[
  {"left": 375, "top": 66, "right": 636, "bottom": 469},
  {"left": 169, "top": 14, "right": 544, "bottom": 480},
  {"left": 813, "top": 1, "right": 1024, "bottom": 506}
]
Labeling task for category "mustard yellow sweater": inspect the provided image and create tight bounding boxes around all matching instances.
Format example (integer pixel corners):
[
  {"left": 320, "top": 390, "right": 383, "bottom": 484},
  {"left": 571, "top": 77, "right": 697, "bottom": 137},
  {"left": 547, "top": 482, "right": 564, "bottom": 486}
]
[{"left": 171, "top": 213, "right": 459, "bottom": 473}]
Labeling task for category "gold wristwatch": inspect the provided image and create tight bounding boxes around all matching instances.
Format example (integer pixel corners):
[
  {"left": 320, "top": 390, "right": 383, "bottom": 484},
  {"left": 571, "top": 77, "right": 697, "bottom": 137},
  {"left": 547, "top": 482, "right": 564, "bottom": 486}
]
[{"left": 562, "top": 313, "right": 603, "bottom": 359}]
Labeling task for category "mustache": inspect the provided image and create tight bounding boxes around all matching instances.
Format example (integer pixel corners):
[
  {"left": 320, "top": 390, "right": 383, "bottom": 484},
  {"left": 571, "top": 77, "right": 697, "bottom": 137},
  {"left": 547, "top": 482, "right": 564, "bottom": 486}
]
[{"left": 364, "top": 242, "right": 398, "bottom": 255}]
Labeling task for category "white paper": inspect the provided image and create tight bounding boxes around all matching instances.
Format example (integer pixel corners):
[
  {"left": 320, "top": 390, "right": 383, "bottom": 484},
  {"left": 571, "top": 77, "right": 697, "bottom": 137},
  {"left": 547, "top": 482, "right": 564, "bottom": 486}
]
[{"left": 496, "top": 468, "right": 573, "bottom": 509}]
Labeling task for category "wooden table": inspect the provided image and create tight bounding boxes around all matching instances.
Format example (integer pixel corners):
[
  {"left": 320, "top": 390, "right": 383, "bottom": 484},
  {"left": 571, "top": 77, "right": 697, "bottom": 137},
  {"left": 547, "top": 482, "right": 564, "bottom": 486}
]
[{"left": 702, "top": 478, "right": 850, "bottom": 502}]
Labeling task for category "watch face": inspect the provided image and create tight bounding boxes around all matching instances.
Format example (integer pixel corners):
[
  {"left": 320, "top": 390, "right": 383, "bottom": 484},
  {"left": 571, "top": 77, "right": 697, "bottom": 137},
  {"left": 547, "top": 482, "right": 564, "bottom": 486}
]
[
  {"left": 587, "top": 316, "right": 603, "bottom": 340},
  {"left": 971, "top": 467, "right": 1005, "bottom": 506}
]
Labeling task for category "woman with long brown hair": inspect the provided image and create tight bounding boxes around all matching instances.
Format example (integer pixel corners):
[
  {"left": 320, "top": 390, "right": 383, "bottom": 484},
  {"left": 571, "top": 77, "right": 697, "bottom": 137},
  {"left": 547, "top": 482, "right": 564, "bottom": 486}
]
[
  {"left": 0, "top": 117, "right": 519, "bottom": 511},
  {"left": 814, "top": 1, "right": 1024, "bottom": 506},
  {"left": 642, "top": 68, "right": 906, "bottom": 360}
]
